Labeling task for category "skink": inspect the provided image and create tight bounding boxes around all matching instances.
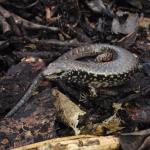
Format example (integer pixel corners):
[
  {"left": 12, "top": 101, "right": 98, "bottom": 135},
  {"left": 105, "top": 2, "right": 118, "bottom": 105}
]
[{"left": 43, "top": 44, "right": 139, "bottom": 88}]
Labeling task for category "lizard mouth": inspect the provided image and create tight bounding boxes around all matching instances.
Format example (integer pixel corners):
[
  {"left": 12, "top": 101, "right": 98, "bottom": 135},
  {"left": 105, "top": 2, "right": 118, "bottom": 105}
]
[{"left": 44, "top": 74, "right": 58, "bottom": 80}]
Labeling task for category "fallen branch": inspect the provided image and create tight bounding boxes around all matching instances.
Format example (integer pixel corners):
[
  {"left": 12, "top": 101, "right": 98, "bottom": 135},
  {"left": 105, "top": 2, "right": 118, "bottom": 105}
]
[
  {"left": 13, "top": 135, "right": 120, "bottom": 150},
  {"left": 0, "top": 5, "right": 59, "bottom": 32},
  {"left": 28, "top": 38, "right": 85, "bottom": 47}
]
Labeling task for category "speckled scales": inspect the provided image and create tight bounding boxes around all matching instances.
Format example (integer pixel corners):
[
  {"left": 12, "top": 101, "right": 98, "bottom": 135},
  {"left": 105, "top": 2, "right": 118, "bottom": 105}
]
[{"left": 43, "top": 44, "right": 139, "bottom": 88}]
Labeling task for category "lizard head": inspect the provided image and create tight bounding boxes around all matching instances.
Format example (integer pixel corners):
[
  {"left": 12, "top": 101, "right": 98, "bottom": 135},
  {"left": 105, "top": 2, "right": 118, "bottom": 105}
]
[{"left": 43, "top": 62, "right": 66, "bottom": 80}]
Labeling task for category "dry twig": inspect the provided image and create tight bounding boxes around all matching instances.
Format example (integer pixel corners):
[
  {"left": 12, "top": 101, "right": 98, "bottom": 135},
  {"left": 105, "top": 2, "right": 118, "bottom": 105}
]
[{"left": 0, "top": 5, "right": 59, "bottom": 32}]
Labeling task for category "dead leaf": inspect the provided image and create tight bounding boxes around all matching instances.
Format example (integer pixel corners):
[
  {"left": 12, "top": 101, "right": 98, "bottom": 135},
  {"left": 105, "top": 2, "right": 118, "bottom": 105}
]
[
  {"left": 1, "top": 138, "right": 9, "bottom": 145},
  {"left": 112, "top": 11, "right": 140, "bottom": 34}
]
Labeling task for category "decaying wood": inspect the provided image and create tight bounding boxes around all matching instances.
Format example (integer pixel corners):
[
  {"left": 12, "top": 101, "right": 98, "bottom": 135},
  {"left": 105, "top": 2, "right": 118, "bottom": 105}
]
[
  {"left": 52, "top": 88, "right": 86, "bottom": 135},
  {"left": 0, "top": 88, "right": 56, "bottom": 150},
  {"left": 12, "top": 135, "right": 120, "bottom": 150}
]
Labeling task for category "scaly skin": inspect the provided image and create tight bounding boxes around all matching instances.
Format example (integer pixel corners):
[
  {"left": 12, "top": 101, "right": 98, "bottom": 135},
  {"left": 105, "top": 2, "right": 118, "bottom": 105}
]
[
  {"left": 43, "top": 44, "right": 139, "bottom": 88},
  {"left": 5, "top": 44, "right": 139, "bottom": 117}
]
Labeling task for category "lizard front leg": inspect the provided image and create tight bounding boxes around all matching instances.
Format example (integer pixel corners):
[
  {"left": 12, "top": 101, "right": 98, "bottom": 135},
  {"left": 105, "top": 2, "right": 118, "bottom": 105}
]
[{"left": 88, "top": 84, "right": 97, "bottom": 97}]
